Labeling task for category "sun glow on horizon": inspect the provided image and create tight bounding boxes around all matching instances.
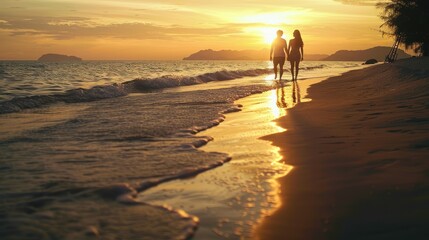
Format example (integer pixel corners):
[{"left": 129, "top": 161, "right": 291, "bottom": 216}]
[
  {"left": 245, "top": 27, "right": 288, "bottom": 45},
  {"left": 0, "top": 0, "right": 394, "bottom": 60},
  {"left": 238, "top": 11, "right": 306, "bottom": 45},
  {"left": 261, "top": 28, "right": 281, "bottom": 44}
]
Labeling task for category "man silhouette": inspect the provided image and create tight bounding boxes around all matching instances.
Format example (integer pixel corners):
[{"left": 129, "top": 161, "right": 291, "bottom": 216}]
[{"left": 270, "top": 30, "right": 288, "bottom": 81}]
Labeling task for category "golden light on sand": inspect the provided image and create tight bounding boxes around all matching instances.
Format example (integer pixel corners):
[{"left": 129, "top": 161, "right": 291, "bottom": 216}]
[{"left": 269, "top": 87, "right": 287, "bottom": 119}]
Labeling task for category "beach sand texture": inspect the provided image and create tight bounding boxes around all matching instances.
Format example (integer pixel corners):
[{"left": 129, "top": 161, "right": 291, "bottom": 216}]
[{"left": 258, "top": 58, "right": 429, "bottom": 239}]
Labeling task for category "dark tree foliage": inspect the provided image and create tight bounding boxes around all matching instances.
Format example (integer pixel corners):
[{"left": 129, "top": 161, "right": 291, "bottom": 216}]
[{"left": 378, "top": 0, "right": 429, "bottom": 56}]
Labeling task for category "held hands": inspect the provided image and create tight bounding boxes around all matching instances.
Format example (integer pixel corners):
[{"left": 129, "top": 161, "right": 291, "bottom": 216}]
[{"left": 270, "top": 56, "right": 272, "bottom": 61}]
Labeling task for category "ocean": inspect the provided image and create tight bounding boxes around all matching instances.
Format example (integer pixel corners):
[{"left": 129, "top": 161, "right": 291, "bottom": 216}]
[{"left": 0, "top": 60, "right": 364, "bottom": 239}]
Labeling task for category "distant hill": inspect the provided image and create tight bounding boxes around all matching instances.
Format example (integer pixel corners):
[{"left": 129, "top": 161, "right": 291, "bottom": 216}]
[
  {"left": 183, "top": 49, "right": 328, "bottom": 61},
  {"left": 38, "top": 54, "right": 82, "bottom": 62},
  {"left": 323, "top": 46, "right": 410, "bottom": 61}
]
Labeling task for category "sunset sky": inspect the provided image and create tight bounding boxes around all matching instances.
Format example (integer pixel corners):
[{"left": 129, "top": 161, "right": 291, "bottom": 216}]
[{"left": 0, "top": 0, "right": 394, "bottom": 60}]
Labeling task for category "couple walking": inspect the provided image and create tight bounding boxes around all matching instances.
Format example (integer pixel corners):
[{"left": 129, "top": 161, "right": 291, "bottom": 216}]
[{"left": 270, "top": 29, "right": 304, "bottom": 81}]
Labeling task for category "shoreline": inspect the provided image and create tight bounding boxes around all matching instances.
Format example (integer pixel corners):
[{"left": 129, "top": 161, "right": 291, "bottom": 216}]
[
  {"left": 138, "top": 76, "right": 333, "bottom": 239},
  {"left": 139, "top": 88, "right": 291, "bottom": 239},
  {"left": 257, "top": 58, "right": 429, "bottom": 239},
  {"left": 0, "top": 63, "right": 368, "bottom": 239}
]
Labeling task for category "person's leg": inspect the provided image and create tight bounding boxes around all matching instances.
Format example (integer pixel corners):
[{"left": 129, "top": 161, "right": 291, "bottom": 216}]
[
  {"left": 292, "top": 80, "right": 297, "bottom": 103},
  {"left": 279, "top": 62, "right": 284, "bottom": 80},
  {"left": 290, "top": 61, "right": 295, "bottom": 80},
  {"left": 273, "top": 59, "right": 278, "bottom": 79},
  {"left": 295, "top": 60, "right": 300, "bottom": 80}
]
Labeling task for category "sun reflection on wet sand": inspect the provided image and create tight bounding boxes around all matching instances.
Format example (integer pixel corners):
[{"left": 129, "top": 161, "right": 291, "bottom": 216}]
[
  {"left": 139, "top": 77, "right": 328, "bottom": 239},
  {"left": 139, "top": 89, "right": 292, "bottom": 238}
]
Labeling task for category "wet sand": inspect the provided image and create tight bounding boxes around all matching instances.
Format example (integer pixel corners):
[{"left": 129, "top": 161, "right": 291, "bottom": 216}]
[
  {"left": 257, "top": 58, "right": 429, "bottom": 239},
  {"left": 139, "top": 76, "right": 333, "bottom": 239},
  {"left": 139, "top": 86, "right": 290, "bottom": 239}
]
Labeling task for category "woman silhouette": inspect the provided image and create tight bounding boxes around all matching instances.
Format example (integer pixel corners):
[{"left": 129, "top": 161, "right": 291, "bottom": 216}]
[{"left": 288, "top": 30, "right": 304, "bottom": 81}]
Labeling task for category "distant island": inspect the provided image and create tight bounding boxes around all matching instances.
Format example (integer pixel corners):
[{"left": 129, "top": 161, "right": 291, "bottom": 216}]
[
  {"left": 184, "top": 46, "right": 411, "bottom": 62},
  {"left": 183, "top": 49, "right": 328, "bottom": 61},
  {"left": 323, "top": 46, "right": 410, "bottom": 61},
  {"left": 38, "top": 54, "right": 82, "bottom": 62}
]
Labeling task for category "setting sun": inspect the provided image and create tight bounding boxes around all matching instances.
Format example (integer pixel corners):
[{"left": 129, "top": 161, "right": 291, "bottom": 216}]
[
  {"left": 262, "top": 28, "right": 282, "bottom": 44},
  {"left": 244, "top": 27, "right": 284, "bottom": 44}
]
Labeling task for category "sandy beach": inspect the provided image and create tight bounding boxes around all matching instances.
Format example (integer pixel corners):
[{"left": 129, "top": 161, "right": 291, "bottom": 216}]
[
  {"left": 257, "top": 58, "right": 429, "bottom": 239},
  {"left": 0, "top": 60, "right": 364, "bottom": 239}
]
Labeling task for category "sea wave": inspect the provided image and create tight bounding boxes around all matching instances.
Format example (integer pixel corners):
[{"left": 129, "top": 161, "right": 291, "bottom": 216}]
[
  {"left": 0, "top": 68, "right": 272, "bottom": 114},
  {"left": 124, "top": 68, "right": 271, "bottom": 91},
  {"left": 0, "top": 84, "right": 128, "bottom": 114}
]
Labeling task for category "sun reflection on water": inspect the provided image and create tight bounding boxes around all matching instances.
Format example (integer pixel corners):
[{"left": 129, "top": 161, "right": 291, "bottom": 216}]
[{"left": 267, "top": 80, "right": 305, "bottom": 119}]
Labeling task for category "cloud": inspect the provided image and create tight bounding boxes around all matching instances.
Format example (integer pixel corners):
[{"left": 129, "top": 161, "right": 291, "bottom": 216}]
[
  {"left": 333, "top": 0, "right": 382, "bottom": 6},
  {"left": 0, "top": 16, "right": 248, "bottom": 40}
]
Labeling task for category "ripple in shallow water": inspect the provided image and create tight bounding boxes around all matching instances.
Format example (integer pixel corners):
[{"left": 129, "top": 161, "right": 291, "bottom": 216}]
[{"left": 0, "top": 84, "right": 271, "bottom": 239}]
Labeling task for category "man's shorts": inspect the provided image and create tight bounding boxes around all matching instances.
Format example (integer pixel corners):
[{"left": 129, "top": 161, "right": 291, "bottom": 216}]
[{"left": 273, "top": 57, "right": 285, "bottom": 66}]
